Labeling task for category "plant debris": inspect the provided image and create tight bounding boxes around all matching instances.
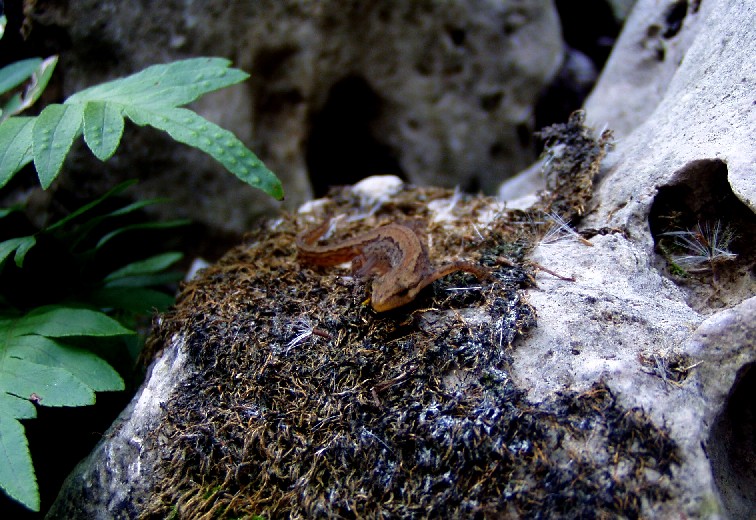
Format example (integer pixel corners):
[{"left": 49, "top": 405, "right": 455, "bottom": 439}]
[
  {"left": 639, "top": 352, "right": 701, "bottom": 387},
  {"left": 648, "top": 158, "right": 756, "bottom": 311},
  {"left": 536, "top": 110, "right": 614, "bottom": 222},
  {"left": 138, "top": 181, "right": 679, "bottom": 519}
]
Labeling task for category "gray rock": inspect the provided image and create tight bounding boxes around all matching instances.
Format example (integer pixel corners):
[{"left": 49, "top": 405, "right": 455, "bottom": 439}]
[
  {"left": 688, "top": 297, "right": 756, "bottom": 520},
  {"left": 583, "top": 0, "right": 704, "bottom": 139},
  {"left": 585, "top": 0, "right": 756, "bottom": 225},
  {"left": 500, "top": 0, "right": 756, "bottom": 218},
  {"left": 48, "top": 173, "right": 754, "bottom": 519},
  {"left": 606, "top": 0, "right": 638, "bottom": 23},
  {"left": 47, "top": 335, "right": 191, "bottom": 519},
  {"left": 500, "top": 0, "right": 756, "bottom": 517},
  {"left": 518, "top": 234, "right": 753, "bottom": 518},
  {"left": 33, "top": 0, "right": 561, "bottom": 232}
]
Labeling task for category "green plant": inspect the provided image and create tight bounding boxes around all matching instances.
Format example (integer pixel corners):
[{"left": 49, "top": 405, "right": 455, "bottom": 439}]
[
  {"left": 0, "top": 22, "right": 283, "bottom": 511},
  {"left": 0, "top": 180, "right": 187, "bottom": 511},
  {"left": 0, "top": 55, "right": 283, "bottom": 199},
  {"left": 0, "top": 306, "right": 130, "bottom": 511}
]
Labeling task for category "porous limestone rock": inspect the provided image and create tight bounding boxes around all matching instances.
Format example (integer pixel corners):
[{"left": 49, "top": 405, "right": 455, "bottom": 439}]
[
  {"left": 584, "top": 0, "right": 756, "bottom": 224},
  {"left": 48, "top": 170, "right": 753, "bottom": 519},
  {"left": 28, "top": 0, "right": 561, "bottom": 232},
  {"left": 498, "top": 0, "right": 756, "bottom": 517},
  {"left": 582, "top": 0, "right": 703, "bottom": 139},
  {"left": 518, "top": 236, "right": 754, "bottom": 518},
  {"left": 45, "top": 176, "right": 683, "bottom": 518},
  {"left": 500, "top": 0, "right": 756, "bottom": 216}
]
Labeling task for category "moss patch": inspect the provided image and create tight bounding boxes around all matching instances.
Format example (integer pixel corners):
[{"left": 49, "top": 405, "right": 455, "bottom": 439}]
[
  {"left": 138, "top": 178, "right": 678, "bottom": 518},
  {"left": 536, "top": 109, "right": 614, "bottom": 221}
]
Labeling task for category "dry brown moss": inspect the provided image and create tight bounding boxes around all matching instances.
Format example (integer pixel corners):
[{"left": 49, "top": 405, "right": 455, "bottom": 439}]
[
  {"left": 535, "top": 110, "right": 614, "bottom": 221},
  {"left": 137, "top": 117, "right": 678, "bottom": 519},
  {"left": 137, "top": 185, "right": 678, "bottom": 519}
]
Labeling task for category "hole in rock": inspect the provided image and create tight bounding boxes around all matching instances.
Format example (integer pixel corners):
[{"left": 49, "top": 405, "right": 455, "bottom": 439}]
[
  {"left": 479, "top": 91, "right": 503, "bottom": 112},
  {"left": 305, "top": 76, "right": 404, "bottom": 197},
  {"left": 536, "top": 0, "right": 621, "bottom": 133},
  {"left": 554, "top": 0, "right": 620, "bottom": 69},
  {"left": 464, "top": 176, "right": 481, "bottom": 194},
  {"left": 662, "top": 0, "right": 688, "bottom": 39},
  {"left": 446, "top": 26, "right": 466, "bottom": 46},
  {"left": 254, "top": 46, "right": 299, "bottom": 81},
  {"left": 516, "top": 122, "right": 532, "bottom": 149},
  {"left": 708, "top": 363, "right": 756, "bottom": 519},
  {"left": 649, "top": 159, "right": 756, "bottom": 311},
  {"left": 489, "top": 141, "right": 506, "bottom": 159}
]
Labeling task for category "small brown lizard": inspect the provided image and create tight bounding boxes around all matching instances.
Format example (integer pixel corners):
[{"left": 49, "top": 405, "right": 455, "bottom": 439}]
[{"left": 296, "top": 219, "right": 492, "bottom": 312}]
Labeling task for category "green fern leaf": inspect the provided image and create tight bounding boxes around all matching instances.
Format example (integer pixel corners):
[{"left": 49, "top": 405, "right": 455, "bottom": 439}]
[
  {"left": 93, "top": 218, "right": 190, "bottom": 252},
  {"left": 1, "top": 358, "right": 95, "bottom": 407},
  {"left": 19, "top": 57, "right": 57, "bottom": 115},
  {"left": 0, "top": 117, "right": 34, "bottom": 189},
  {"left": 32, "top": 104, "right": 84, "bottom": 188},
  {"left": 0, "top": 235, "right": 36, "bottom": 268},
  {"left": 0, "top": 58, "right": 42, "bottom": 96},
  {"left": 44, "top": 179, "right": 137, "bottom": 233},
  {"left": 126, "top": 106, "right": 283, "bottom": 199},
  {"left": 0, "top": 412, "right": 39, "bottom": 511},
  {"left": 3, "top": 57, "right": 59, "bottom": 120},
  {"left": 89, "top": 287, "right": 176, "bottom": 313},
  {"left": 83, "top": 101, "right": 124, "bottom": 160},
  {"left": 104, "top": 252, "right": 183, "bottom": 282},
  {"left": 6, "top": 335, "right": 123, "bottom": 392},
  {"left": 0, "top": 306, "right": 131, "bottom": 510},
  {"left": 0, "top": 391, "right": 36, "bottom": 420},
  {"left": 103, "top": 271, "right": 183, "bottom": 290},
  {"left": 0, "top": 57, "right": 282, "bottom": 198},
  {"left": 66, "top": 57, "right": 248, "bottom": 108},
  {"left": 10, "top": 306, "right": 133, "bottom": 338}
]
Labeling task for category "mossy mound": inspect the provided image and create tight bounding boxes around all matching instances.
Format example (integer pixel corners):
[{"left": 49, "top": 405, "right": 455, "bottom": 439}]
[{"left": 139, "top": 181, "right": 678, "bottom": 519}]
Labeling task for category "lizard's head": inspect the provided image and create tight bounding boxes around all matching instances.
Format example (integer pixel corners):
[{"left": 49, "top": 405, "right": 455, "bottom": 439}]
[{"left": 370, "top": 280, "right": 423, "bottom": 312}]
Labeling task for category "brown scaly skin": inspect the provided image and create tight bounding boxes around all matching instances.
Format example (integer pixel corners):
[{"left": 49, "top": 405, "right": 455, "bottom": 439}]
[{"left": 296, "top": 219, "right": 491, "bottom": 312}]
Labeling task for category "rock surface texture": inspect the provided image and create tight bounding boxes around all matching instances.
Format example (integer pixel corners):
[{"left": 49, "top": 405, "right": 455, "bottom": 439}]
[
  {"left": 502, "top": 0, "right": 756, "bottom": 517},
  {"left": 30, "top": 0, "right": 562, "bottom": 232},
  {"left": 47, "top": 0, "right": 754, "bottom": 518}
]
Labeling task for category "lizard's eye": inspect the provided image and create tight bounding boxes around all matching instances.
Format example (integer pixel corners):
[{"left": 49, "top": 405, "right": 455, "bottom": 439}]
[{"left": 395, "top": 287, "right": 412, "bottom": 298}]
